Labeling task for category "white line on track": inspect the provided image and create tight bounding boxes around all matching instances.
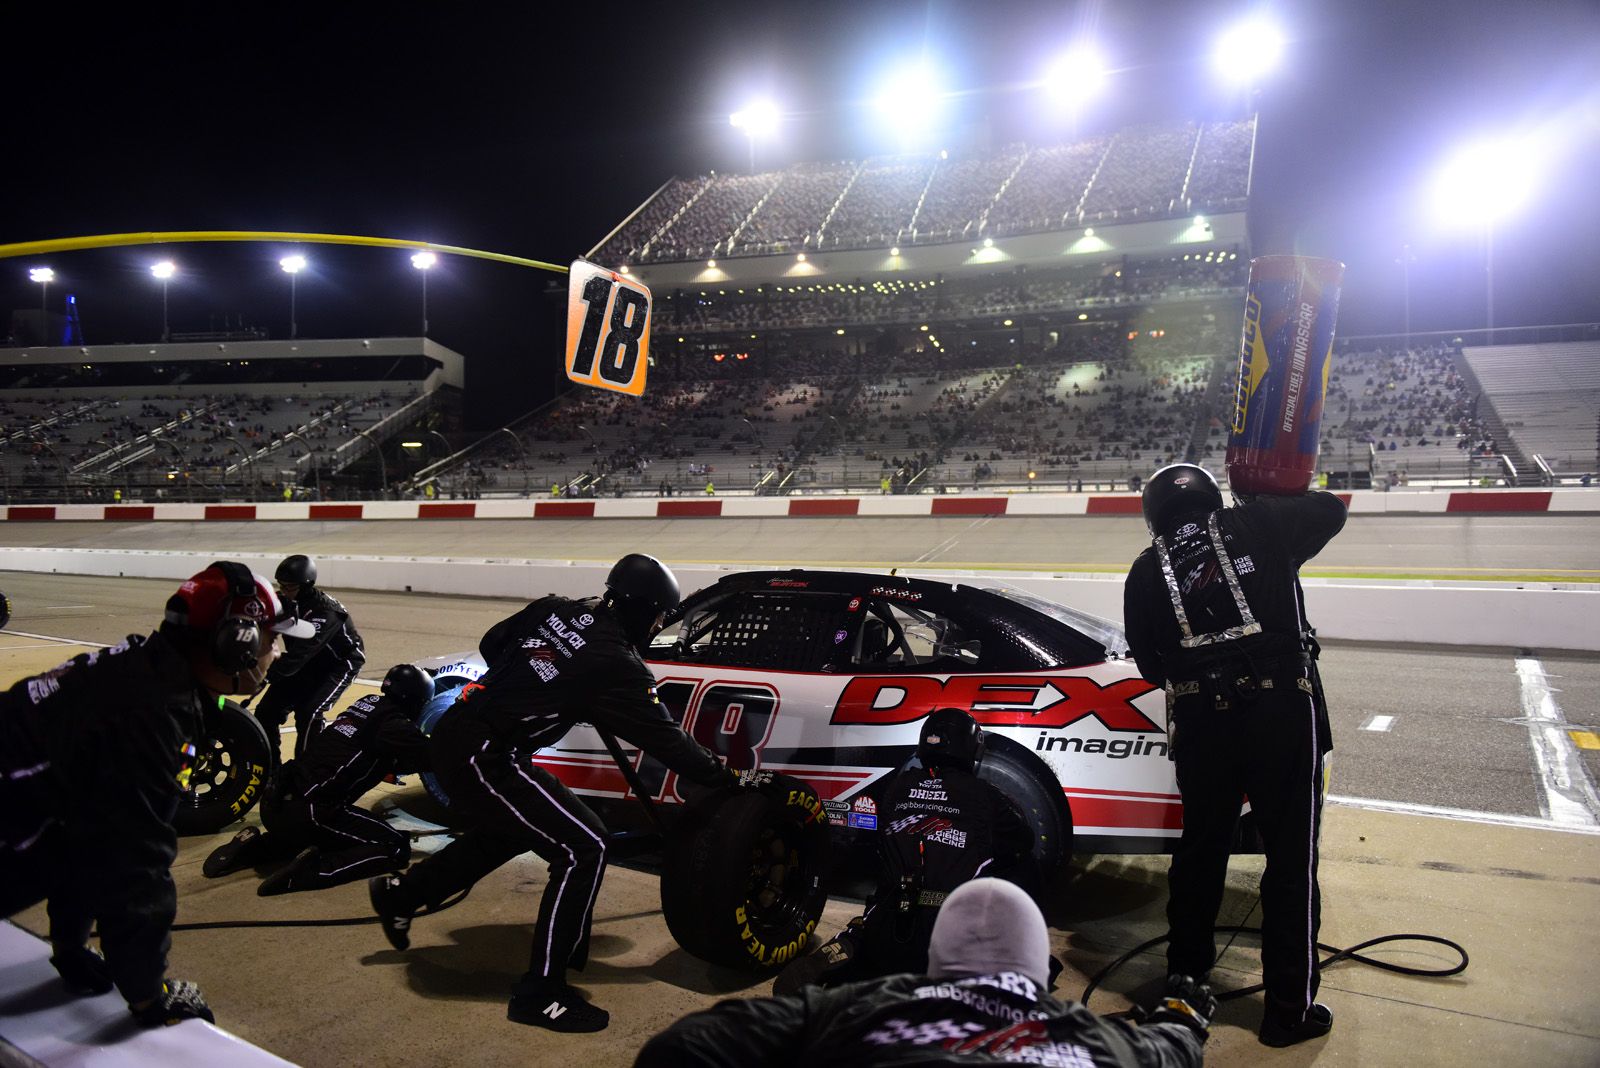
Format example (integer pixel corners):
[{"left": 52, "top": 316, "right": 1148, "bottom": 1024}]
[
  {"left": 1361, "top": 715, "right": 1395, "bottom": 732},
  {"left": 36, "top": 605, "right": 96, "bottom": 610},
  {"left": 0, "top": 629, "right": 111, "bottom": 648},
  {"left": 1327, "top": 794, "right": 1600, "bottom": 835},
  {"left": 1515, "top": 657, "right": 1600, "bottom": 829}
]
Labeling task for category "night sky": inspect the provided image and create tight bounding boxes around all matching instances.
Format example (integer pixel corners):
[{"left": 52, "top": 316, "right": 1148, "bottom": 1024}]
[{"left": 3, "top": 1, "right": 1596, "bottom": 426}]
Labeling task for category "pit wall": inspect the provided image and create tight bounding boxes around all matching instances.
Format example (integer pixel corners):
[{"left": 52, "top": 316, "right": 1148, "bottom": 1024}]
[
  {"left": 2, "top": 548, "right": 1592, "bottom": 653},
  {"left": 1, "top": 488, "right": 1594, "bottom": 522}
]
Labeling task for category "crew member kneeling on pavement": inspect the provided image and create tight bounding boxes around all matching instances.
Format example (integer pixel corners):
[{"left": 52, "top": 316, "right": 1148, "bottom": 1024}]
[
  {"left": 369, "top": 553, "right": 737, "bottom": 1033},
  {"left": 638, "top": 877, "right": 1212, "bottom": 1068},
  {"left": 1122, "top": 463, "right": 1346, "bottom": 1048},
  {"left": 0, "top": 561, "right": 313, "bottom": 1027},
  {"left": 779, "top": 708, "right": 1034, "bottom": 993},
  {"left": 254, "top": 554, "right": 366, "bottom": 759},
  {"left": 203, "top": 663, "right": 435, "bottom": 896}
]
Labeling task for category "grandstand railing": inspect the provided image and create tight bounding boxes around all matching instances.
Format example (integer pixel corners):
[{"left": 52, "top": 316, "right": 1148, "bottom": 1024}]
[{"left": 329, "top": 388, "right": 436, "bottom": 475}]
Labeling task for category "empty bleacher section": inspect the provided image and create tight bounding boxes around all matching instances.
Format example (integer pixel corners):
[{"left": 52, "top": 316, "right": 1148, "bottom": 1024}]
[
  {"left": 1461, "top": 341, "right": 1600, "bottom": 478},
  {"left": 596, "top": 120, "right": 1254, "bottom": 265},
  {"left": 0, "top": 338, "right": 461, "bottom": 502}
]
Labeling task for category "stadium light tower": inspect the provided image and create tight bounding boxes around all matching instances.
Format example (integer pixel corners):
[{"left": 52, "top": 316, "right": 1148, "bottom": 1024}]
[
  {"left": 29, "top": 267, "right": 54, "bottom": 345},
  {"left": 1212, "top": 18, "right": 1285, "bottom": 86},
  {"left": 280, "top": 254, "right": 307, "bottom": 339},
  {"left": 151, "top": 260, "right": 176, "bottom": 342},
  {"left": 730, "top": 99, "right": 781, "bottom": 173},
  {"left": 1044, "top": 43, "right": 1108, "bottom": 110},
  {"left": 1431, "top": 136, "right": 1543, "bottom": 344},
  {"left": 873, "top": 60, "right": 945, "bottom": 143},
  {"left": 411, "top": 250, "right": 437, "bottom": 337}
]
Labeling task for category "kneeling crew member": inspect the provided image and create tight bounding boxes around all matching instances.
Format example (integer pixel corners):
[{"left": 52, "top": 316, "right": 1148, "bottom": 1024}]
[
  {"left": 1122, "top": 463, "right": 1346, "bottom": 1048},
  {"left": 370, "top": 553, "right": 737, "bottom": 1033},
  {"left": 639, "top": 878, "right": 1211, "bottom": 1068},
  {"left": 1, "top": 561, "right": 312, "bottom": 1027},
  {"left": 254, "top": 554, "right": 365, "bottom": 759},
  {"left": 205, "top": 663, "right": 435, "bottom": 895},
  {"left": 784, "top": 708, "right": 1033, "bottom": 992}
]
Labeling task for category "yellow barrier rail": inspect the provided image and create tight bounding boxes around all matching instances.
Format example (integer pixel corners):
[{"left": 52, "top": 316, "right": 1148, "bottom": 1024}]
[{"left": 0, "top": 231, "right": 568, "bottom": 274}]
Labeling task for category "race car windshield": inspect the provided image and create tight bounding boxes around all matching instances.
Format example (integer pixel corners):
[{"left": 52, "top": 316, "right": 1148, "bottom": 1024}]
[{"left": 980, "top": 586, "right": 1129, "bottom": 657}]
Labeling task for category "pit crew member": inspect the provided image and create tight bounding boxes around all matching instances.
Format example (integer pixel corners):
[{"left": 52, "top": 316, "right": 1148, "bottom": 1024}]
[
  {"left": 254, "top": 554, "right": 366, "bottom": 759},
  {"left": 778, "top": 708, "right": 1034, "bottom": 993},
  {"left": 1122, "top": 462, "right": 1346, "bottom": 1048},
  {"left": 0, "top": 561, "right": 312, "bottom": 1027},
  {"left": 369, "top": 553, "right": 738, "bottom": 1033},
  {"left": 202, "top": 663, "right": 435, "bottom": 895},
  {"left": 637, "top": 877, "right": 1209, "bottom": 1068}
]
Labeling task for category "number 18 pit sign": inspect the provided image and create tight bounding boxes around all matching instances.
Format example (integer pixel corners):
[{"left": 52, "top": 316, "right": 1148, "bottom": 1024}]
[{"left": 565, "top": 259, "right": 651, "bottom": 396}]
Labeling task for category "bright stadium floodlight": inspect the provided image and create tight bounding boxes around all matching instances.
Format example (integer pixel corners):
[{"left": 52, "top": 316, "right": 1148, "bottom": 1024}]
[
  {"left": 411, "top": 251, "right": 437, "bottom": 336},
  {"left": 280, "top": 254, "right": 307, "bottom": 339},
  {"left": 873, "top": 59, "right": 944, "bottom": 132},
  {"left": 729, "top": 99, "right": 780, "bottom": 137},
  {"left": 1430, "top": 137, "right": 1541, "bottom": 225},
  {"left": 280, "top": 254, "right": 306, "bottom": 274},
  {"left": 410, "top": 251, "right": 437, "bottom": 271},
  {"left": 1044, "top": 43, "right": 1108, "bottom": 106},
  {"left": 30, "top": 266, "right": 54, "bottom": 284},
  {"left": 1213, "top": 18, "right": 1285, "bottom": 85}
]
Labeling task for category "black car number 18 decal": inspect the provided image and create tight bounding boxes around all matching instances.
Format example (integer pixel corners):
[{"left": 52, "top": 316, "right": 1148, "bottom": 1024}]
[{"left": 635, "top": 680, "right": 778, "bottom": 800}]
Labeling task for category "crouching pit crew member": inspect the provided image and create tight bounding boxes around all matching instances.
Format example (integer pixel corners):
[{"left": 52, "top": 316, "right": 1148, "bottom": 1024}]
[
  {"left": 203, "top": 663, "right": 435, "bottom": 895},
  {"left": 1122, "top": 463, "right": 1346, "bottom": 1048},
  {"left": 0, "top": 561, "right": 313, "bottom": 1027},
  {"left": 638, "top": 877, "right": 1212, "bottom": 1067},
  {"left": 369, "top": 553, "right": 738, "bottom": 1033},
  {"left": 254, "top": 554, "right": 366, "bottom": 759},
  {"left": 777, "top": 708, "right": 1034, "bottom": 993}
]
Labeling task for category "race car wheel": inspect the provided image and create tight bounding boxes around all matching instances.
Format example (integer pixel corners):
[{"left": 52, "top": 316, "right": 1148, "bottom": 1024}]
[
  {"left": 0, "top": 590, "right": 10, "bottom": 630},
  {"left": 979, "top": 746, "right": 1074, "bottom": 874},
  {"left": 416, "top": 680, "right": 469, "bottom": 809},
  {"left": 173, "top": 700, "right": 275, "bottom": 836},
  {"left": 660, "top": 774, "right": 831, "bottom": 971}
]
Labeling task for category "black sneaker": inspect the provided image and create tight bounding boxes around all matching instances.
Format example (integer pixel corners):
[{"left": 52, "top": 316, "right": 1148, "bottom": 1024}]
[
  {"left": 1260, "top": 1002, "right": 1333, "bottom": 1047},
  {"left": 258, "top": 847, "right": 321, "bottom": 897},
  {"left": 507, "top": 979, "right": 609, "bottom": 1033},
  {"left": 203, "top": 825, "right": 266, "bottom": 878},
  {"left": 368, "top": 875, "right": 416, "bottom": 951},
  {"left": 50, "top": 945, "right": 114, "bottom": 996}
]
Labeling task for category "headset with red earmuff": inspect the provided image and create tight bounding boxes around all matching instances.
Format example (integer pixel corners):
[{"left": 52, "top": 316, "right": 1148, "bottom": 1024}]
[{"left": 207, "top": 561, "right": 266, "bottom": 674}]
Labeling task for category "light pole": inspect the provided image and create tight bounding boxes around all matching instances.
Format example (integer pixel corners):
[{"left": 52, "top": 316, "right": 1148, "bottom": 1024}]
[
  {"left": 355, "top": 427, "right": 388, "bottom": 496},
  {"left": 283, "top": 430, "right": 322, "bottom": 499},
  {"left": 29, "top": 267, "right": 53, "bottom": 346},
  {"left": 729, "top": 100, "right": 779, "bottom": 174},
  {"left": 151, "top": 260, "right": 176, "bottom": 342},
  {"left": 280, "top": 254, "right": 307, "bottom": 339},
  {"left": 225, "top": 433, "right": 258, "bottom": 501},
  {"left": 411, "top": 251, "right": 437, "bottom": 336},
  {"left": 1395, "top": 245, "right": 1416, "bottom": 349}
]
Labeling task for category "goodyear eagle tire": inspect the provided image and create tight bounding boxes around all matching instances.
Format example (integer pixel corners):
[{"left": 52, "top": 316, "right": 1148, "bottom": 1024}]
[
  {"left": 660, "top": 774, "right": 831, "bottom": 971},
  {"left": 979, "top": 748, "right": 1073, "bottom": 875},
  {"left": 173, "top": 700, "right": 274, "bottom": 836}
]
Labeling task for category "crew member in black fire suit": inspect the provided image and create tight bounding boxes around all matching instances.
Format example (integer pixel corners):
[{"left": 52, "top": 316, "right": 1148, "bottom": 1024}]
[
  {"left": 779, "top": 708, "right": 1033, "bottom": 994},
  {"left": 254, "top": 554, "right": 365, "bottom": 759},
  {"left": 369, "top": 553, "right": 738, "bottom": 1033},
  {"left": 1122, "top": 463, "right": 1346, "bottom": 1048},
  {"left": 0, "top": 561, "right": 313, "bottom": 1027},
  {"left": 202, "top": 663, "right": 435, "bottom": 895},
  {"left": 638, "top": 877, "right": 1212, "bottom": 1068}
]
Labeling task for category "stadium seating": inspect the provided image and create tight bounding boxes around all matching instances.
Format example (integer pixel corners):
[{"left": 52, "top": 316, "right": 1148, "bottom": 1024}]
[{"left": 1460, "top": 340, "right": 1600, "bottom": 476}]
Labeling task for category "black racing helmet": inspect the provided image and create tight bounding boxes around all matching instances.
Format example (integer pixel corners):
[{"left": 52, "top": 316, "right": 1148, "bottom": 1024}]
[
  {"left": 1140, "top": 463, "right": 1224, "bottom": 537},
  {"left": 604, "top": 553, "right": 682, "bottom": 649},
  {"left": 918, "top": 707, "right": 985, "bottom": 774},
  {"left": 381, "top": 663, "right": 436, "bottom": 717},
  {"left": 275, "top": 554, "right": 318, "bottom": 587}
]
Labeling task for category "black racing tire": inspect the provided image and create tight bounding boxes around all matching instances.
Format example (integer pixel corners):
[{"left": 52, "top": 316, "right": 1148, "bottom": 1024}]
[
  {"left": 416, "top": 680, "right": 469, "bottom": 810},
  {"left": 978, "top": 746, "right": 1074, "bottom": 875},
  {"left": 174, "top": 700, "right": 275, "bottom": 836},
  {"left": 660, "top": 774, "right": 831, "bottom": 971},
  {"left": 0, "top": 591, "right": 10, "bottom": 630}
]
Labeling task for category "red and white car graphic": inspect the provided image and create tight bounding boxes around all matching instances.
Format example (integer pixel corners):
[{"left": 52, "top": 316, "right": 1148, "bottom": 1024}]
[{"left": 419, "top": 569, "right": 1183, "bottom": 865}]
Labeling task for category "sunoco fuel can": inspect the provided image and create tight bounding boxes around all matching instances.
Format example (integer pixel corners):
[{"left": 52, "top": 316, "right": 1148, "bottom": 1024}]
[{"left": 1226, "top": 255, "right": 1345, "bottom": 496}]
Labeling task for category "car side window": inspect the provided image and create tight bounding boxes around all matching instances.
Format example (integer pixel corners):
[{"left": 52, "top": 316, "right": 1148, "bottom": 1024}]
[
  {"left": 656, "top": 590, "right": 853, "bottom": 672},
  {"left": 852, "top": 599, "right": 982, "bottom": 670}
]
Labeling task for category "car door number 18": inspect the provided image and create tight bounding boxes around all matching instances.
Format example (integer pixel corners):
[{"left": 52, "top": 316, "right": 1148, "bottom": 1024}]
[{"left": 633, "top": 680, "right": 779, "bottom": 802}]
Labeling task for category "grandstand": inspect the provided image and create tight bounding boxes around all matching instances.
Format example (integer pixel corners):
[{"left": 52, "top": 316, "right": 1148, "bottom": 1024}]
[
  {"left": 1460, "top": 341, "right": 1600, "bottom": 479},
  {"left": 0, "top": 338, "right": 462, "bottom": 502}
]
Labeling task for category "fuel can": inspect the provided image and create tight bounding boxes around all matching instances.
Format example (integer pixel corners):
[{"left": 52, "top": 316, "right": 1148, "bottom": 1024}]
[{"left": 1226, "top": 255, "right": 1345, "bottom": 495}]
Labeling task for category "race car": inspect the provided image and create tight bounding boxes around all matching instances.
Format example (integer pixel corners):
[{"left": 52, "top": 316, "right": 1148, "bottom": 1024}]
[
  {"left": 417, "top": 568, "right": 1181, "bottom": 866},
  {"left": 402, "top": 569, "right": 1187, "bottom": 969}
]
